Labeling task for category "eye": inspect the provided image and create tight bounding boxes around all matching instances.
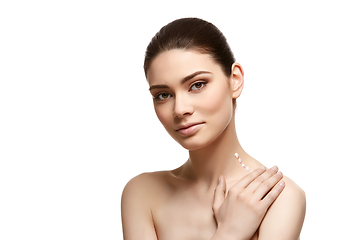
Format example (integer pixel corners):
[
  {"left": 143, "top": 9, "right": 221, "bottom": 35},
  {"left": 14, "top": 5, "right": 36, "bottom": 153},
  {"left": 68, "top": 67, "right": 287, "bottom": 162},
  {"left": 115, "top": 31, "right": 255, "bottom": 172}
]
[
  {"left": 154, "top": 92, "right": 172, "bottom": 101},
  {"left": 190, "top": 82, "right": 207, "bottom": 91}
]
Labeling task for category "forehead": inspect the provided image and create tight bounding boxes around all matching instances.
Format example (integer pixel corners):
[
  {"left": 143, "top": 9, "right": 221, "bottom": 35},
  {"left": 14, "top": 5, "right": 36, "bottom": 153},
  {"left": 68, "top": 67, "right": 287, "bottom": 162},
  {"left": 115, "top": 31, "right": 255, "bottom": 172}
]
[{"left": 146, "top": 50, "right": 223, "bottom": 85}]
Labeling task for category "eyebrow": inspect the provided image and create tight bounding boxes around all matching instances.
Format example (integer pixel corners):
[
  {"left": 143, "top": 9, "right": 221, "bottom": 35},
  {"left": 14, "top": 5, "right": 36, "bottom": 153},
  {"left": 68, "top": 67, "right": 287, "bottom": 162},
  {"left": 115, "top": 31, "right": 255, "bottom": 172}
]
[{"left": 149, "top": 71, "right": 212, "bottom": 91}]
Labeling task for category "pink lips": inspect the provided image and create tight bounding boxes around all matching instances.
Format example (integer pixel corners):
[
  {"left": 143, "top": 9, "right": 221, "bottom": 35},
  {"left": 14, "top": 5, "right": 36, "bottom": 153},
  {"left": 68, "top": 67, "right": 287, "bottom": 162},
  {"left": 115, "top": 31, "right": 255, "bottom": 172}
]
[{"left": 176, "top": 122, "right": 204, "bottom": 136}]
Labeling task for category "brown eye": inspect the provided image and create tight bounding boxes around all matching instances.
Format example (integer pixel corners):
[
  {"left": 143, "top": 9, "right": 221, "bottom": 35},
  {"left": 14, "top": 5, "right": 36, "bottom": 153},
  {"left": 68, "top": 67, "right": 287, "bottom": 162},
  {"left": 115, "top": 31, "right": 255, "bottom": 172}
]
[
  {"left": 155, "top": 93, "right": 171, "bottom": 101},
  {"left": 194, "top": 83, "right": 202, "bottom": 88},
  {"left": 159, "top": 93, "right": 169, "bottom": 99},
  {"left": 190, "top": 82, "right": 206, "bottom": 91}
]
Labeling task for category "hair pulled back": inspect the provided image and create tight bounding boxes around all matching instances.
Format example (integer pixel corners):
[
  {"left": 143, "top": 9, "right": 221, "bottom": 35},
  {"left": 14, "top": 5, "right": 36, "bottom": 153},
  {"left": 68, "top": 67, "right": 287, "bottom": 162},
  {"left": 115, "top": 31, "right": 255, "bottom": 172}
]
[{"left": 144, "top": 18, "right": 236, "bottom": 77}]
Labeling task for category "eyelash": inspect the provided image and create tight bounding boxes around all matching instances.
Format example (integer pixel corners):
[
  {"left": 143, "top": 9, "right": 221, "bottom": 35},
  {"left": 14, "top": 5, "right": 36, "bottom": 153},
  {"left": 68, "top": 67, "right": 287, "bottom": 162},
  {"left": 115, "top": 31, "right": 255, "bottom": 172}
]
[
  {"left": 154, "top": 81, "right": 208, "bottom": 101},
  {"left": 154, "top": 92, "right": 171, "bottom": 101},
  {"left": 190, "top": 81, "right": 207, "bottom": 91}
]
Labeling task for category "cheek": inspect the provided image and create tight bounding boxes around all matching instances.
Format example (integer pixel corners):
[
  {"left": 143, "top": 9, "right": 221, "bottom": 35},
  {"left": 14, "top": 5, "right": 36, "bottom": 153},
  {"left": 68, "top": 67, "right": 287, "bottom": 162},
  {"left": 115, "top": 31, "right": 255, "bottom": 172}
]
[
  {"left": 154, "top": 104, "right": 173, "bottom": 129},
  {"left": 199, "top": 83, "right": 233, "bottom": 120}
]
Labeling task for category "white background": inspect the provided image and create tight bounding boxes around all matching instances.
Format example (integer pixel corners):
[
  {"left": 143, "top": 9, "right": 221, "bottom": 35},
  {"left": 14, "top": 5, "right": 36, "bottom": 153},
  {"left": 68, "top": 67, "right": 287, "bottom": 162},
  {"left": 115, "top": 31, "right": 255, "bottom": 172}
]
[{"left": 1, "top": 0, "right": 359, "bottom": 239}]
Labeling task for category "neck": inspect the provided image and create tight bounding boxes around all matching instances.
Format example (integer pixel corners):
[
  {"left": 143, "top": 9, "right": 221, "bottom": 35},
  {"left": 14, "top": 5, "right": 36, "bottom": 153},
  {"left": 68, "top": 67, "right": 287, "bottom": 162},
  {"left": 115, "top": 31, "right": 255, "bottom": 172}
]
[{"left": 179, "top": 117, "right": 252, "bottom": 187}]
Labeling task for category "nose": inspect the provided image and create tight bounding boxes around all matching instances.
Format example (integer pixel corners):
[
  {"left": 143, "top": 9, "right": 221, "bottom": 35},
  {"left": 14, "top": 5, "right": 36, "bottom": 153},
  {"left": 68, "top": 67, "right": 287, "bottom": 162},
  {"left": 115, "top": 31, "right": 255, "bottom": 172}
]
[{"left": 173, "top": 95, "right": 194, "bottom": 118}]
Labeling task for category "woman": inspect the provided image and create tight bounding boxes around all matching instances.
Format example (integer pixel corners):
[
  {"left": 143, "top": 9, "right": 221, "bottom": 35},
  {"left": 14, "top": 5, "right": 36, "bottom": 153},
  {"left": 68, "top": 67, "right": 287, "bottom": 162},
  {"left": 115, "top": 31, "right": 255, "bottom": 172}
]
[{"left": 121, "top": 18, "right": 306, "bottom": 240}]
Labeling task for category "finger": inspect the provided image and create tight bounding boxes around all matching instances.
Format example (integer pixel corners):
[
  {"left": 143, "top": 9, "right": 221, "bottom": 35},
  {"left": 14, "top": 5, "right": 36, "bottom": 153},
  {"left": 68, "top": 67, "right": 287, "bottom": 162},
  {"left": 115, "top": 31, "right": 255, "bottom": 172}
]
[
  {"left": 213, "top": 175, "right": 226, "bottom": 214},
  {"left": 261, "top": 180, "right": 285, "bottom": 207},
  {"left": 233, "top": 166, "right": 266, "bottom": 189},
  {"left": 253, "top": 171, "right": 283, "bottom": 200},
  {"left": 246, "top": 166, "right": 279, "bottom": 193}
]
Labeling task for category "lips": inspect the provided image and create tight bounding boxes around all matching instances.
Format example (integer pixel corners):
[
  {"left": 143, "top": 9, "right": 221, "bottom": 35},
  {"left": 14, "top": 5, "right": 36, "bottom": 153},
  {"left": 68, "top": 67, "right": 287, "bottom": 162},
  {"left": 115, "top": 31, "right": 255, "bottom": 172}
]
[{"left": 176, "top": 122, "right": 204, "bottom": 136}]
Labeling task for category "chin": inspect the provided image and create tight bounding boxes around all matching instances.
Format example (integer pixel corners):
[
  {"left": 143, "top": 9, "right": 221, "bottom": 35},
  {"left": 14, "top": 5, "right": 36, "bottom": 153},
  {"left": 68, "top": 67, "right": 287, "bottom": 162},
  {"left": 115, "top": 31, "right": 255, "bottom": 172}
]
[
  {"left": 173, "top": 131, "right": 219, "bottom": 151},
  {"left": 178, "top": 141, "right": 206, "bottom": 151}
]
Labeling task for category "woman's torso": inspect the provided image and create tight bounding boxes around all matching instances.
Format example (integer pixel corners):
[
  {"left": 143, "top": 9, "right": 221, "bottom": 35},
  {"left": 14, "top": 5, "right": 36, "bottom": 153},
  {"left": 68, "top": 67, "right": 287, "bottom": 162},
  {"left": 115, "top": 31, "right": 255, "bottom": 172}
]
[{"left": 148, "top": 171, "right": 259, "bottom": 240}]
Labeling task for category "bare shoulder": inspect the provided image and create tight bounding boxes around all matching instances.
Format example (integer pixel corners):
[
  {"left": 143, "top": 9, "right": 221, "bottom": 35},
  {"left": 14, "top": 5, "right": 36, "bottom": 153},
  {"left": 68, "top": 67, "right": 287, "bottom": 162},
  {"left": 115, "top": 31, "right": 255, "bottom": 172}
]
[
  {"left": 123, "top": 171, "right": 163, "bottom": 191},
  {"left": 258, "top": 175, "right": 306, "bottom": 240},
  {"left": 264, "top": 175, "right": 306, "bottom": 220},
  {"left": 280, "top": 176, "right": 306, "bottom": 205},
  {"left": 121, "top": 171, "right": 172, "bottom": 240},
  {"left": 122, "top": 171, "right": 171, "bottom": 203}
]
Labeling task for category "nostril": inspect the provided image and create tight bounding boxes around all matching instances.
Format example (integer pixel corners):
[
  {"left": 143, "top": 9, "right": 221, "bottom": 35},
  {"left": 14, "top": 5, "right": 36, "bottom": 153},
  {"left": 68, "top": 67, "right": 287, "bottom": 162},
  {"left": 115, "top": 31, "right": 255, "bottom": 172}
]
[
  {"left": 173, "top": 98, "right": 194, "bottom": 118},
  {"left": 173, "top": 107, "right": 193, "bottom": 118}
]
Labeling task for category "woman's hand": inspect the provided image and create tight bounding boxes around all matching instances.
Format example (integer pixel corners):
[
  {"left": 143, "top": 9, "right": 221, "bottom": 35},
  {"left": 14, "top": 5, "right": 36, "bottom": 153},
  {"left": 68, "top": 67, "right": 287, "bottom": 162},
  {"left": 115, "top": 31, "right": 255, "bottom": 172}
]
[{"left": 212, "top": 166, "right": 285, "bottom": 240}]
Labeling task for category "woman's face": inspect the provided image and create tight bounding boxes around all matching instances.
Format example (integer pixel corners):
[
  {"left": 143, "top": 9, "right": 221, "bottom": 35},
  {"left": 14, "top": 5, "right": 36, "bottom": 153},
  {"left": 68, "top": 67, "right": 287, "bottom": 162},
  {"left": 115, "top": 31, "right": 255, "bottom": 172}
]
[{"left": 147, "top": 50, "right": 242, "bottom": 150}]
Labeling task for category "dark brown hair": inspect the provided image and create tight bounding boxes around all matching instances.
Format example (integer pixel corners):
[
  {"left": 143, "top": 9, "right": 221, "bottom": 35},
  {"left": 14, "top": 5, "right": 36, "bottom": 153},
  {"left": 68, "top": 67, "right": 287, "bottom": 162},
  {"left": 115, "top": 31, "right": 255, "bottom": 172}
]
[{"left": 144, "top": 18, "right": 236, "bottom": 77}]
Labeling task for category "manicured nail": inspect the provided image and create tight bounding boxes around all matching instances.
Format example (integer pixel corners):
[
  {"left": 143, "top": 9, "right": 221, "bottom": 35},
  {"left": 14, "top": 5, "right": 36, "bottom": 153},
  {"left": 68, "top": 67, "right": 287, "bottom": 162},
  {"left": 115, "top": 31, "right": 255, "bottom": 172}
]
[
  {"left": 277, "top": 171, "right": 283, "bottom": 176},
  {"left": 271, "top": 166, "right": 278, "bottom": 171},
  {"left": 279, "top": 181, "right": 285, "bottom": 187}
]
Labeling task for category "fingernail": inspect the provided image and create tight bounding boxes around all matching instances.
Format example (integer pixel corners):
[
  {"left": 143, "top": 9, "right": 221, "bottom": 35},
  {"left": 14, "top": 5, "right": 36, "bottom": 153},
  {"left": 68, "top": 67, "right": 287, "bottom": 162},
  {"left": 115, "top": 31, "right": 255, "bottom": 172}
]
[
  {"left": 277, "top": 171, "right": 283, "bottom": 176},
  {"left": 279, "top": 181, "right": 285, "bottom": 187},
  {"left": 271, "top": 166, "right": 278, "bottom": 171}
]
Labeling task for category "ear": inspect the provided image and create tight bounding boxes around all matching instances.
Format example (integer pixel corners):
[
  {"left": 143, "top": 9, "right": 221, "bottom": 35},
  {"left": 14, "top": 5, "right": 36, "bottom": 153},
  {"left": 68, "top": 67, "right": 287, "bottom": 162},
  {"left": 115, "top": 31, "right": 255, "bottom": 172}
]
[{"left": 230, "top": 63, "right": 244, "bottom": 99}]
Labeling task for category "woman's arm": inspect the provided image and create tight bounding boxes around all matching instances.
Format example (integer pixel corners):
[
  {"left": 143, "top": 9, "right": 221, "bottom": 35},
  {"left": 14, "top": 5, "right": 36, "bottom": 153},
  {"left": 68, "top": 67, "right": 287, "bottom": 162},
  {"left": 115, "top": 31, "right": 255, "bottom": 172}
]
[
  {"left": 258, "top": 176, "right": 306, "bottom": 240},
  {"left": 121, "top": 175, "right": 158, "bottom": 240}
]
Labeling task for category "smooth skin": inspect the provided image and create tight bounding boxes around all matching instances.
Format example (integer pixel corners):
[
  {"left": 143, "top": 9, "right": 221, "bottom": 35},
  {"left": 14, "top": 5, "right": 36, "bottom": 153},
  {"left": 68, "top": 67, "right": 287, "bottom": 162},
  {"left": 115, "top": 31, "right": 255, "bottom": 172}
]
[{"left": 121, "top": 50, "right": 306, "bottom": 240}]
